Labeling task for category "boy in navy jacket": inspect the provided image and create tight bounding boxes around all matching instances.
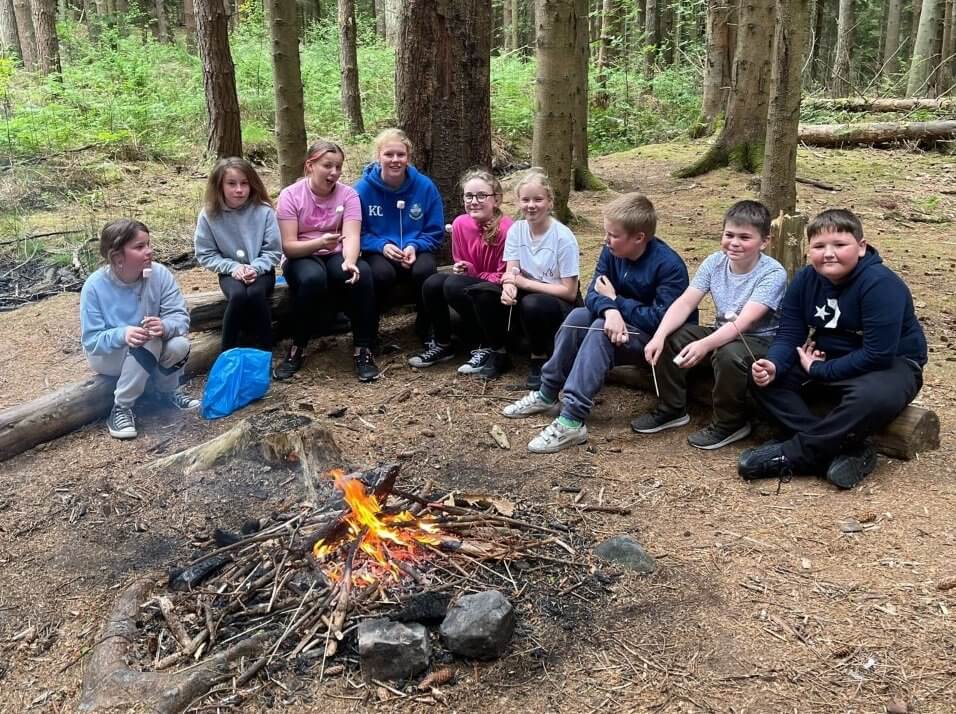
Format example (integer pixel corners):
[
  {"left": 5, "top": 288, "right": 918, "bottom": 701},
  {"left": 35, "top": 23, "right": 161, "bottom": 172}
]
[
  {"left": 739, "top": 209, "right": 927, "bottom": 488},
  {"left": 501, "top": 193, "right": 692, "bottom": 453}
]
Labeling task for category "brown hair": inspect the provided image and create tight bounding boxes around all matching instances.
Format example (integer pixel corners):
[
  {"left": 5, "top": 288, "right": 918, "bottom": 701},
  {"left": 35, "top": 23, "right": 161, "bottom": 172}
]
[
  {"left": 604, "top": 193, "right": 657, "bottom": 237},
  {"left": 807, "top": 208, "right": 864, "bottom": 242},
  {"left": 724, "top": 200, "right": 772, "bottom": 238},
  {"left": 460, "top": 168, "right": 504, "bottom": 245},
  {"left": 514, "top": 167, "right": 554, "bottom": 203},
  {"left": 372, "top": 128, "right": 413, "bottom": 162},
  {"left": 204, "top": 157, "right": 272, "bottom": 216},
  {"left": 304, "top": 139, "right": 345, "bottom": 175},
  {"left": 99, "top": 219, "right": 150, "bottom": 263}
]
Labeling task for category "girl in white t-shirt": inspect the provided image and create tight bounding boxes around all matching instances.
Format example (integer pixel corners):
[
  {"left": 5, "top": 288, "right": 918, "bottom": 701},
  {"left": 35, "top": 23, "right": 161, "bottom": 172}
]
[{"left": 459, "top": 169, "right": 580, "bottom": 389}]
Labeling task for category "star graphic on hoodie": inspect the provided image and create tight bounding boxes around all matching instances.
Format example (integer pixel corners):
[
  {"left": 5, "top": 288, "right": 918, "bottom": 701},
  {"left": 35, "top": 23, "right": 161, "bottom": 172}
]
[{"left": 814, "top": 304, "right": 829, "bottom": 320}]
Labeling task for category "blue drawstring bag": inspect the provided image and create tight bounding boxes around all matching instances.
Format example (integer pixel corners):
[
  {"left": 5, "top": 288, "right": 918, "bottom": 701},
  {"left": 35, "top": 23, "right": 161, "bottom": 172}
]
[{"left": 201, "top": 348, "right": 272, "bottom": 420}]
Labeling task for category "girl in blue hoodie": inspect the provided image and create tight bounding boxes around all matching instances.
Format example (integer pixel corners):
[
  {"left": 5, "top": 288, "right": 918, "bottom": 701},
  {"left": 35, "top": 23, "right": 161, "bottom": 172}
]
[{"left": 353, "top": 128, "right": 445, "bottom": 343}]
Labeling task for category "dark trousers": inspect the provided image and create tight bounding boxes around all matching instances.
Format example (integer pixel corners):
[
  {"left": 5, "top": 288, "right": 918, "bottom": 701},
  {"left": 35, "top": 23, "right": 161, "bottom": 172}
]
[
  {"left": 468, "top": 284, "right": 575, "bottom": 355},
  {"left": 218, "top": 271, "right": 276, "bottom": 350},
  {"left": 540, "top": 307, "right": 650, "bottom": 422},
  {"left": 366, "top": 252, "right": 437, "bottom": 340},
  {"left": 657, "top": 324, "right": 772, "bottom": 431},
  {"left": 283, "top": 253, "right": 378, "bottom": 349},
  {"left": 753, "top": 357, "right": 923, "bottom": 471},
  {"left": 420, "top": 272, "right": 486, "bottom": 345}
]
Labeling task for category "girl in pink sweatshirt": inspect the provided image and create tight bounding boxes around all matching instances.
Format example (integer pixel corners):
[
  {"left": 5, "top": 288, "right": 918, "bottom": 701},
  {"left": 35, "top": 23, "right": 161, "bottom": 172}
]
[{"left": 407, "top": 169, "right": 512, "bottom": 368}]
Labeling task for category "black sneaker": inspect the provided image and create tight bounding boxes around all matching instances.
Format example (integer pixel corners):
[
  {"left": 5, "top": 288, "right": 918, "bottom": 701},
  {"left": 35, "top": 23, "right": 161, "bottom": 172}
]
[
  {"left": 737, "top": 441, "right": 793, "bottom": 481},
  {"left": 687, "top": 423, "right": 752, "bottom": 450},
  {"left": 630, "top": 409, "right": 690, "bottom": 434},
  {"left": 273, "top": 348, "right": 304, "bottom": 380},
  {"left": 159, "top": 387, "right": 201, "bottom": 411},
  {"left": 526, "top": 357, "right": 546, "bottom": 390},
  {"left": 826, "top": 444, "right": 877, "bottom": 489},
  {"left": 107, "top": 405, "right": 137, "bottom": 439},
  {"left": 458, "top": 348, "right": 492, "bottom": 375},
  {"left": 477, "top": 350, "right": 512, "bottom": 380},
  {"left": 354, "top": 347, "right": 380, "bottom": 382},
  {"left": 408, "top": 342, "right": 455, "bottom": 368}
]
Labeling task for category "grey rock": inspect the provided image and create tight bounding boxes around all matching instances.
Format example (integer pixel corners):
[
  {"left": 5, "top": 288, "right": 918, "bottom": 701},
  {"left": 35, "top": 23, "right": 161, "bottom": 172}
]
[
  {"left": 440, "top": 590, "right": 515, "bottom": 659},
  {"left": 594, "top": 535, "right": 656, "bottom": 574},
  {"left": 357, "top": 619, "right": 430, "bottom": 681}
]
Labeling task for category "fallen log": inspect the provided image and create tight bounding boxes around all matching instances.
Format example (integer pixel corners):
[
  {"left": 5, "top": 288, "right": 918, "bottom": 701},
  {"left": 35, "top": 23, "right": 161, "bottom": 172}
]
[
  {"left": 0, "top": 332, "right": 221, "bottom": 462},
  {"left": 607, "top": 365, "right": 940, "bottom": 462},
  {"left": 187, "top": 283, "right": 291, "bottom": 332},
  {"left": 798, "top": 120, "right": 956, "bottom": 148},
  {"left": 803, "top": 97, "right": 956, "bottom": 113}
]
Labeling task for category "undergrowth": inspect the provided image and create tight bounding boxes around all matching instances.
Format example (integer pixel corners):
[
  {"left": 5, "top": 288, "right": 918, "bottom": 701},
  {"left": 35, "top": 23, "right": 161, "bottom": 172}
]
[{"left": 0, "top": 15, "right": 704, "bottom": 165}]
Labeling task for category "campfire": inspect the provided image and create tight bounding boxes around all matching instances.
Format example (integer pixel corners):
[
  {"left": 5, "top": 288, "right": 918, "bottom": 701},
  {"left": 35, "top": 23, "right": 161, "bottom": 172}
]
[{"left": 110, "top": 462, "right": 598, "bottom": 710}]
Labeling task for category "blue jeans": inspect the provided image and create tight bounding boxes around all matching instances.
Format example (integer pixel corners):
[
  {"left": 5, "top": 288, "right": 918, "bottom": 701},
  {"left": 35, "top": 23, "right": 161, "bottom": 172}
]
[{"left": 539, "top": 307, "right": 650, "bottom": 422}]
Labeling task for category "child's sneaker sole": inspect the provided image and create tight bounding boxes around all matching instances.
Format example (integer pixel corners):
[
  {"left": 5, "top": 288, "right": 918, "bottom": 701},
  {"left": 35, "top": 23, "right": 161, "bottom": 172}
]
[
  {"left": 630, "top": 412, "right": 690, "bottom": 434},
  {"left": 687, "top": 423, "right": 752, "bottom": 450}
]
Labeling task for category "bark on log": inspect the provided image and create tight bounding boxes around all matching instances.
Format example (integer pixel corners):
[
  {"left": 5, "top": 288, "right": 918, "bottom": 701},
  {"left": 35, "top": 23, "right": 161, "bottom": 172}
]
[
  {"left": 0, "top": 332, "right": 221, "bottom": 462},
  {"left": 607, "top": 366, "right": 940, "bottom": 461},
  {"left": 78, "top": 580, "right": 268, "bottom": 713},
  {"left": 186, "top": 283, "right": 291, "bottom": 332},
  {"left": 798, "top": 120, "right": 956, "bottom": 147},
  {"left": 803, "top": 97, "right": 956, "bottom": 112}
]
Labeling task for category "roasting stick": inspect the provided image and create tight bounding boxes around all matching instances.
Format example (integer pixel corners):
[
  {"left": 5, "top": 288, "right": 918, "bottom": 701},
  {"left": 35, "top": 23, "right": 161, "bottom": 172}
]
[
  {"left": 506, "top": 266, "right": 519, "bottom": 332},
  {"left": 560, "top": 323, "right": 659, "bottom": 396},
  {"left": 723, "top": 311, "right": 758, "bottom": 362}
]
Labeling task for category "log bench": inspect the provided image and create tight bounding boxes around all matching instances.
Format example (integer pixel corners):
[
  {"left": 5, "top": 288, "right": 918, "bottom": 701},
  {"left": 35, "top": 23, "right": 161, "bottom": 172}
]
[{"left": 607, "top": 366, "right": 940, "bottom": 462}]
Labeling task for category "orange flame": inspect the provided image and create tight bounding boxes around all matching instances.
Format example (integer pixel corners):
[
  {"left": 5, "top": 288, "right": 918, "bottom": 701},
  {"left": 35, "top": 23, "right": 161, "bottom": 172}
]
[{"left": 313, "top": 469, "right": 442, "bottom": 581}]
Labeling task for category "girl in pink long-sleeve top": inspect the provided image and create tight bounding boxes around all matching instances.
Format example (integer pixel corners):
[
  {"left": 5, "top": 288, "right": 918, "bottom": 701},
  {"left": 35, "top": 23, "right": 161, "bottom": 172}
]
[{"left": 407, "top": 169, "right": 512, "bottom": 369}]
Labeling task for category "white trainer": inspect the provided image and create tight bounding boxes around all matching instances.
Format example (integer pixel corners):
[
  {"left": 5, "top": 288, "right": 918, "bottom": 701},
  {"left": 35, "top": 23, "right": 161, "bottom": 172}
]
[
  {"left": 503, "top": 391, "right": 558, "bottom": 418},
  {"left": 527, "top": 419, "right": 588, "bottom": 454}
]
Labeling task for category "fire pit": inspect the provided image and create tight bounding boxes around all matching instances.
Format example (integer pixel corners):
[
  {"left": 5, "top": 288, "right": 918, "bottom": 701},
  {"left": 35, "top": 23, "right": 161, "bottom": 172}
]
[{"left": 80, "top": 453, "right": 606, "bottom": 712}]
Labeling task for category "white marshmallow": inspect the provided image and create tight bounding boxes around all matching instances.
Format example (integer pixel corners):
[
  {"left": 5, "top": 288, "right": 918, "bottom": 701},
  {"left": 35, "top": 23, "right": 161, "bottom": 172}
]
[
  {"left": 236, "top": 249, "right": 246, "bottom": 261},
  {"left": 141, "top": 267, "right": 152, "bottom": 279},
  {"left": 444, "top": 223, "right": 452, "bottom": 233},
  {"left": 396, "top": 200, "right": 406, "bottom": 209},
  {"left": 724, "top": 311, "right": 738, "bottom": 322},
  {"left": 335, "top": 205, "right": 344, "bottom": 214},
  {"left": 673, "top": 355, "right": 685, "bottom": 365}
]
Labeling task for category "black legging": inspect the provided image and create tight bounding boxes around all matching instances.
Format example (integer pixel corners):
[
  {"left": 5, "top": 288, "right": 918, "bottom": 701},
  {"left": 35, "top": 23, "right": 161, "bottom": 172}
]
[
  {"left": 420, "top": 272, "right": 486, "bottom": 345},
  {"left": 218, "top": 271, "right": 276, "bottom": 350},
  {"left": 282, "top": 253, "right": 378, "bottom": 349},
  {"left": 365, "top": 251, "right": 437, "bottom": 340},
  {"left": 468, "top": 285, "right": 575, "bottom": 355}
]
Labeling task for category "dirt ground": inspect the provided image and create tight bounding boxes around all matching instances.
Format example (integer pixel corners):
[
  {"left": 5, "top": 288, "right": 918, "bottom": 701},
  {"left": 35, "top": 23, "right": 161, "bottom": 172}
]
[{"left": 0, "top": 144, "right": 954, "bottom": 713}]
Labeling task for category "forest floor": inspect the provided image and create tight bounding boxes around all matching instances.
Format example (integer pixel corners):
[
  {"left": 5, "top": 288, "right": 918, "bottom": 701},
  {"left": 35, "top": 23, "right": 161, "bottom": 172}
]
[{"left": 0, "top": 142, "right": 954, "bottom": 713}]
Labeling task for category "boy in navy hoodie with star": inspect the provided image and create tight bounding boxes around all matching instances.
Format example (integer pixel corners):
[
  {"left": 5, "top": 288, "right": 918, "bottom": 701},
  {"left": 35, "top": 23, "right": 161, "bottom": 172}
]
[{"left": 739, "top": 209, "right": 927, "bottom": 489}]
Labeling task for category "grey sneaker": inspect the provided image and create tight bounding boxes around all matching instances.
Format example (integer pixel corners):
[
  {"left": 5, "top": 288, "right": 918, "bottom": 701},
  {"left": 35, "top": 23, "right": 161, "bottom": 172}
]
[
  {"left": 160, "top": 388, "right": 201, "bottom": 411},
  {"left": 630, "top": 408, "right": 690, "bottom": 434},
  {"left": 687, "top": 423, "right": 752, "bottom": 450},
  {"left": 107, "top": 405, "right": 137, "bottom": 439},
  {"left": 408, "top": 342, "right": 455, "bottom": 368},
  {"left": 528, "top": 418, "right": 588, "bottom": 454},
  {"left": 503, "top": 391, "right": 558, "bottom": 418},
  {"left": 458, "top": 348, "right": 491, "bottom": 375}
]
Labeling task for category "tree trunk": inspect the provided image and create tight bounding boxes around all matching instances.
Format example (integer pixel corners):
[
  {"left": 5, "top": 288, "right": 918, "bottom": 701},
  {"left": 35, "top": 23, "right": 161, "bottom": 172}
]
[
  {"left": 31, "top": 0, "right": 61, "bottom": 74},
  {"left": 830, "top": 0, "right": 853, "bottom": 97},
  {"left": 269, "top": 0, "right": 307, "bottom": 187},
  {"left": 908, "top": 0, "right": 943, "bottom": 95},
  {"left": 573, "top": 0, "right": 605, "bottom": 190},
  {"left": 151, "top": 0, "right": 171, "bottom": 42},
  {"left": 510, "top": 0, "right": 520, "bottom": 50},
  {"left": 383, "top": 0, "right": 400, "bottom": 46},
  {"left": 0, "top": 0, "right": 21, "bottom": 62},
  {"left": 532, "top": 0, "right": 576, "bottom": 221},
  {"left": 697, "top": 0, "right": 735, "bottom": 136},
  {"left": 374, "top": 0, "right": 385, "bottom": 38},
  {"left": 675, "top": 0, "right": 775, "bottom": 177},
  {"left": 502, "top": 0, "right": 513, "bottom": 51},
  {"left": 760, "top": 0, "right": 810, "bottom": 219},
  {"left": 883, "top": 0, "right": 904, "bottom": 76},
  {"left": 643, "top": 0, "right": 658, "bottom": 81},
  {"left": 596, "top": 0, "right": 616, "bottom": 101},
  {"left": 184, "top": 0, "right": 197, "bottom": 50},
  {"left": 338, "top": 0, "right": 364, "bottom": 135},
  {"left": 396, "top": 0, "right": 492, "bottom": 228},
  {"left": 809, "top": 0, "right": 828, "bottom": 83},
  {"left": 797, "top": 119, "right": 956, "bottom": 146},
  {"left": 11, "top": 0, "right": 35, "bottom": 70},
  {"left": 941, "top": 0, "right": 955, "bottom": 94},
  {"left": 195, "top": 0, "right": 243, "bottom": 158}
]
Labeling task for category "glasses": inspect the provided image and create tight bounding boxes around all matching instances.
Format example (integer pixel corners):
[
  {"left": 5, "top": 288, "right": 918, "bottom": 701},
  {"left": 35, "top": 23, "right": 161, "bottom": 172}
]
[{"left": 463, "top": 192, "right": 496, "bottom": 203}]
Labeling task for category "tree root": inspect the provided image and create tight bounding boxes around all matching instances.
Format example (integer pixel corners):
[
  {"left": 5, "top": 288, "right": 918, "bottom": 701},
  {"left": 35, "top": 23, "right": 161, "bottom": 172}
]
[{"left": 78, "top": 580, "right": 268, "bottom": 713}]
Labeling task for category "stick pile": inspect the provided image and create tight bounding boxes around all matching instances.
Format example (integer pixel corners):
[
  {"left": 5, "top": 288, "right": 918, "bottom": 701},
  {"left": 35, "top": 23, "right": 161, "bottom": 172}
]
[{"left": 129, "top": 464, "right": 592, "bottom": 708}]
